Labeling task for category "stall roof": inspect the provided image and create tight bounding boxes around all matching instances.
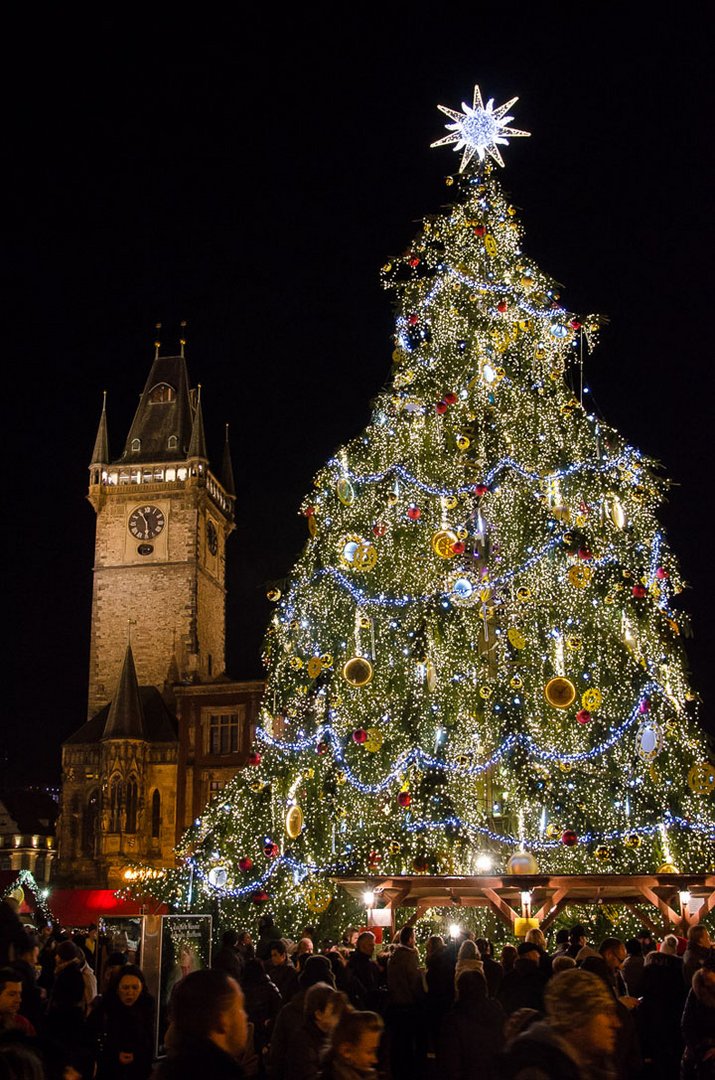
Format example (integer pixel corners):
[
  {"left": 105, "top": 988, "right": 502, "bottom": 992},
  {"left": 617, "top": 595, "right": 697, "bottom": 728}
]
[{"left": 48, "top": 889, "right": 168, "bottom": 928}]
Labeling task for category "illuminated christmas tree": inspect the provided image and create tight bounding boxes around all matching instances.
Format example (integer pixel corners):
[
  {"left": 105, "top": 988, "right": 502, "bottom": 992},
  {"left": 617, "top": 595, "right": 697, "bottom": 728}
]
[{"left": 171, "top": 87, "right": 714, "bottom": 927}]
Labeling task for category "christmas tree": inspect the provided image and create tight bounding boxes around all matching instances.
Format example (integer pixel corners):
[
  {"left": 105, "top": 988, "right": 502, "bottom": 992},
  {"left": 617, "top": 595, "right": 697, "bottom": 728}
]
[{"left": 170, "top": 87, "right": 714, "bottom": 927}]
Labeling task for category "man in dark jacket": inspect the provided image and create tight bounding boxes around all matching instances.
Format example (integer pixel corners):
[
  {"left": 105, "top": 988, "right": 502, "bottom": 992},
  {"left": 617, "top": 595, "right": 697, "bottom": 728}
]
[
  {"left": 213, "top": 930, "right": 245, "bottom": 984},
  {"left": 347, "top": 932, "right": 384, "bottom": 1009},
  {"left": 264, "top": 939, "right": 300, "bottom": 1002},
  {"left": 270, "top": 954, "right": 336, "bottom": 1080},
  {"left": 155, "top": 968, "right": 247, "bottom": 1080},
  {"left": 439, "top": 969, "right": 505, "bottom": 1079},
  {"left": 284, "top": 982, "right": 345, "bottom": 1080},
  {"left": 498, "top": 943, "right": 547, "bottom": 1015}
]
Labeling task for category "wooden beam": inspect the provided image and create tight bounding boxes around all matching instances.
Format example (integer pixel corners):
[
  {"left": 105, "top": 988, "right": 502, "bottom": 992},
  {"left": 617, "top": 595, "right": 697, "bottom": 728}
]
[
  {"left": 636, "top": 885, "right": 682, "bottom": 929},
  {"left": 541, "top": 897, "right": 570, "bottom": 933},
  {"left": 483, "top": 887, "right": 516, "bottom": 928},
  {"left": 621, "top": 901, "right": 665, "bottom": 937},
  {"left": 533, "top": 887, "right": 568, "bottom": 925}
]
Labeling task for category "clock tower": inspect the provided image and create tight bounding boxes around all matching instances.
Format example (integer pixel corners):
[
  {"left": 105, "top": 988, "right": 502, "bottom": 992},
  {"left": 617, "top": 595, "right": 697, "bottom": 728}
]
[{"left": 86, "top": 339, "right": 235, "bottom": 717}]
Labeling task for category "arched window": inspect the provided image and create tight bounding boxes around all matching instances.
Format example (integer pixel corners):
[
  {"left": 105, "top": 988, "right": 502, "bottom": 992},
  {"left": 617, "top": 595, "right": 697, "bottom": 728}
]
[
  {"left": 148, "top": 383, "right": 176, "bottom": 404},
  {"left": 126, "top": 778, "right": 138, "bottom": 834},
  {"left": 131, "top": 438, "right": 141, "bottom": 453},
  {"left": 109, "top": 778, "right": 122, "bottom": 832},
  {"left": 69, "top": 793, "right": 81, "bottom": 842},
  {"left": 151, "top": 790, "right": 161, "bottom": 839},
  {"left": 167, "top": 435, "right": 178, "bottom": 450},
  {"left": 83, "top": 789, "right": 99, "bottom": 854}
]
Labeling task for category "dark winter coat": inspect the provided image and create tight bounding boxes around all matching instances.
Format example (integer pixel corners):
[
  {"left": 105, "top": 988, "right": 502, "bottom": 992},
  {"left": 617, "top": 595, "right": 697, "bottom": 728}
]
[
  {"left": 284, "top": 1016, "right": 329, "bottom": 1080},
  {"left": 438, "top": 996, "right": 505, "bottom": 1080},
  {"left": 212, "top": 944, "right": 244, "bottom": 984},
  {"left": 10, "top": 957, "right": 45, "bottom": 1030},
  {"left": 500, "top": 1020, "right": 609, "bottom": 1080},
  {"left": 497, "top": 959, "right": 547, "bottom": 1015},
  {"left": 264, "top": 960, "right": 299, "bottom": 1002},
  {"left": 154, "top": 1037, "right": 244, "bottom": 1080},
  {"left": 681, "top": 980, "right": 715, "bottom": 1080},
  {"left": 683, "top": 944, "right": 715, "bottom": 987},
  {"left": 637, "top": 953, "right": 686, "bottom": 1077},
  {"left": 620, "top": 954, "right": 644, "bottom": 998},
  {"left": 87, "top": 992, "right": 155, "bottom": 1080},
  {"left": 269, "top": 992, "right": 306, "bottom": 1080},
  {"left": 241, "top": 963, "right": 282, "bottom": 1054},
  {"left": 386, "top": 944, "right": 424, "bottom": 1006},
  {"left": 347, "top": 951, "right": 384, "bottom": 1010}
]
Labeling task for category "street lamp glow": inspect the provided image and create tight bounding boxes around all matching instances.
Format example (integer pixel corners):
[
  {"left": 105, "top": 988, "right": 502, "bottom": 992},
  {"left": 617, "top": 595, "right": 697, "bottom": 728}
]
[
  {"left": 475, "top": 854, "right": 493, "bottom": 872},
  {"left": 363, "top": 890, "right": 376, "bottom": 908},
  {"left": 449, "top": 923, "right": 461, "bottom": 939}
]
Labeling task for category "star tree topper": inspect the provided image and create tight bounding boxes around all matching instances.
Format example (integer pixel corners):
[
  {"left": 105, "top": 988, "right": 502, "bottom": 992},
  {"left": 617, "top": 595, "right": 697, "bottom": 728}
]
[{"left": 431, "top": 84, "right": 530, "bottom": 170}]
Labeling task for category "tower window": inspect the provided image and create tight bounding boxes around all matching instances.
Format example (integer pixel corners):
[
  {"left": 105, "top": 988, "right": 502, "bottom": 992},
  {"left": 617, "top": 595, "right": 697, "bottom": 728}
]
[
  {"left": 151, "top": 790, "right": 161, "bottom": 838},
  {"left": 167, "top": 435, "right": 178, "bottom": 450},
  {"left": 109, "top": 778, "right": 122, "bottom": 833},
  {"left": 207, "top": 710, "right": 244, "bottom": 755},
  {"left": 148, "top": 383, "right": 176, "bottom": 404},
  {"left": 131, "top": 439, "right": 141, "bottom": 453}
]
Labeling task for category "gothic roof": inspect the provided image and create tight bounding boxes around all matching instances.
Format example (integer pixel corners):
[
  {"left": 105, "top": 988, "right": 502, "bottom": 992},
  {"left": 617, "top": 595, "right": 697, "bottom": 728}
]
[
  {"left": 221, "top": 424, "right": 236, "bottom": 497},
  {"left": 64, "top": 687, "right": 178, "bottom": 746},
  {"left": 187, "top": 388, "right": 208, "bottom": 460},
  {"left": 116, "top": 353, "right": 194, "bottom": 464},
  {"left": 90, "top": 391, "right": 109, "bottom": 465},
  {"left": 103, "top": 644, "right": 144, "bottom": 738}
]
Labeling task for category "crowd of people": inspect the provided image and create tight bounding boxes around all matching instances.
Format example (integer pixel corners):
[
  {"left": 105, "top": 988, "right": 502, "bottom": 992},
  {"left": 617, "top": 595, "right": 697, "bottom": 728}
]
[{"left": 0, "top": 895, "right": 713, "bottom": 1080}]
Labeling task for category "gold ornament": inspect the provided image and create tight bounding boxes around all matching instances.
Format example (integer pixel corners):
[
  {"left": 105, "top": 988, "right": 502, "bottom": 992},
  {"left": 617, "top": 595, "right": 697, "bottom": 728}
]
[
  {"left": 285, "top": 805, "right": 304, "bottom": 839},
  {"left": 521, "top": 275, "right": 534, "bottom": 287},
  {"left": 431, "top": 529, "right": 459, "bottom": 559},
  {"left": 510, "top": 674, "right": 523, "bottom": 689},
  {"left": 289, "top": 656, "right": 304, "bottom": 671},
  {"left": 339, "top": 535, "right": 377, "bottom": 572},
  {"left": 545, "top": 823, "right": 560, "bottom": 839},
  {"left": 657, "top": 862, "right": 679, "bottom": 874},
  {"left": 516, "top": 586, "right": 532, "bottom": 602},
  {"left": 608, "top": 496, "right": 627, "bottom": 530},
  {"left": 687, "top": 763, "right": 715, "bottom": 795},
  {"left": 507, "top": 851, "right": 539, "bottom": 874},
  {"left": 582, "top": 688, "right": 602, "bottom": 711},
  {"left": 342, "top": 657, "right": 373, "bottom": 687},
  {"left": 336, "top": 477, "right": 355, "bottom": 505},
  {"left": 358, "top": 614, "right": 372, "bottom": 629},
  {"left": 624, "top": 833, "right": 642, "bottom": 849},
  {"left": 566, "top": 635, "right": 583, "bottom": 651},
  {"left": 303, "top": 881, "right": 333, "bottom": 914},
  {"left": 479, "top": 684, "right": 494, "bottom": 700},
  {"left": 568, "top": 565, "right": 592, "bottom": 589},
  {"left": 594, "top": 845, "right": 610, "bottom": 863},
  {"left": 544, "top": 677, "right": 576, "bottom": 709},
  {"left": 306, "top": 657, "right": 322, "bottom": 679},
  {"left": 308, "top": 515, "right": 318, "bottom": 537},
  {"left": 364, "top": 727, "right": 384, "bottom": 753},
  {"left": 456, "top": 435, "right": 471, "bottom": 450},
  {"left": 320, "top": 653, "right": 334, "bottom": 668},
  {"left": 388, "top": 840, "right": 401, "bottom": 855},
  {"left": 266, "top": 588, "right": 281, "bottom": 602},
  {"left": 507, "top": 627, "right": 526, "bottom": 650},
  {"left": 441, "top": 494, "right": 458, "bottom": 510},
  {"left": 552, "top": 505, "right": 571, "bottom": 524},
  {"left": 484, "top": 234, "right": 497, "bottom": 257}
]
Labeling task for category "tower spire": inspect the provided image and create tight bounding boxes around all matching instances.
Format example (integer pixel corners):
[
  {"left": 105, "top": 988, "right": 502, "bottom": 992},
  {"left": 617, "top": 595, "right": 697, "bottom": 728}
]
[
  {"left": 188, "top": 383, "right": 208, "bottom": 460},
  {"left": 221, "top": 422, "right": 236, "bottom": 497},
  {"left": 103, "top": 642, "right": 145, "bottom": 739},
  {"left": 154, "top": 322, "right": 162, "bottom": 360},
  {"left": 179, "top": 320, "right": 187, "bottom": 359},
  {"left": 90, "top": 390, "right": 109, "bottom": 466}
]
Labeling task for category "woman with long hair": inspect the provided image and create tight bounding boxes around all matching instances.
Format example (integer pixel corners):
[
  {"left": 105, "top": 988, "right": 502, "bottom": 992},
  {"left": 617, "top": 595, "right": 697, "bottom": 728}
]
[{"left": 88, "top": 964, "right": 155, "bottom": 1080}]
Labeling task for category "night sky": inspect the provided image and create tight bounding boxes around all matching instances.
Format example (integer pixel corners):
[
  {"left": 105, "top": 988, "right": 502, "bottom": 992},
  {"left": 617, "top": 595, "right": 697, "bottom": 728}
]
[{"left": 6, "top": 10, "right": 713, "bottom": 784}]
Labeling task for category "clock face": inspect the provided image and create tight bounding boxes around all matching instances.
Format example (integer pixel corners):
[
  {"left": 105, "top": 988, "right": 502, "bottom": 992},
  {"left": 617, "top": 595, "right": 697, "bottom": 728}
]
[
  {"left": 128, "top": 505, "right": 165, "bottom": 540},
  {"left": 207, "top": 520, "right": 218, "bottom": 555}
]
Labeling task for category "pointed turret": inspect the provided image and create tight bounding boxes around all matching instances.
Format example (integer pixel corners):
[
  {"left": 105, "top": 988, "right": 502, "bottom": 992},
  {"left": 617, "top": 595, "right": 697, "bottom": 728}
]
[
  {"left": 187, "top": 385, "right": 208, "bottom": 461},
  {"left": 221, "top": 423, "right": 236, "bottom": 497},
  {"left": 90, "top": 391, "right": 109, "bottom": 466},
  {"left": 118, "top": 346, "right": 193, "bottom": 463},
  {"left": 103, "top": 643, "right": 145, "bottom": 740}
]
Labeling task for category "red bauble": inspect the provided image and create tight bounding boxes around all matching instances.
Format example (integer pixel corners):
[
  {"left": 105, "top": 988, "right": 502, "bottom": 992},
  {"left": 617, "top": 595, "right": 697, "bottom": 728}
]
[
  {"left": 316, "top": 740, "right": 328, "bottom": 755},
  {"left": 451, "top": 541, "right": 465, "bottom": 555},
  {"left": 408, "top": 256, "right": 420, "bottom": 268},
  {"left": 655, "top": 567, "right": 668, "bottom": 580},
  {"left": 407, "top": 314, "right": 419, "bottom": 326},
  {"left": 576, "top": 709, "right": 591, "bottom": 725},
  {"left": 367, "top": 850, "right": 382, "bottom": 867},
  {"left": 247, "top": 751, "right": 262, "bottom": 767},
  {"left": 443, "top": 391, "right": 458, "bottom": 405},
  {"left": 561, "top": 830, "right": 578, "bottom": 847},
  {"left": 639, "top": 698, "right": 650, "bottom": 714},
  {"left": 497, "top": 300, "right": 508, "bottom": 313},
  {"left": 436, "top": 400, "right": 448, "bottom": 415},
  {"left": 263, "top": 841, "right": 279, "bottom": 859},
  {"left": 570, "top": 319, "right": 582, "bottom": 330},
  {"left": 397, "top": 792, "right": 412, "bottom": 808},
  {"left": 474, "top": 483, "right": 489, "bottom": 497},
  {"left": 352, "top": 728, "right": 368, "bottom": 744},
  {"left": 304, "top": 505, "right": 315, "bottom": 517},
  {"left": 632, "top": 584, "right": 647, "bottom": 598},
  {"left": 577, "top": 548, "right": 593, "bottom": 561},
  {"left": 252, "top": 890, "right": 270, "bottom": 903},
  {"left": 474, "top": 225, "right": 486, "bottom": 237},
  {"left": 372, "top": 521, "right": 388, "bottom": 537},
  {"left": 407, "top": 506, "right": 421, "bottom": 521},
  {"left": 238, "top": 857, "right": 253, "bottom": 872}
]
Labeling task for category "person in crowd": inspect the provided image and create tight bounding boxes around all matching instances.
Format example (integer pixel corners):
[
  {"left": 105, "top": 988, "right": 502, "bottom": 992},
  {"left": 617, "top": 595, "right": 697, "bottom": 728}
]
[
  {"left": 346, "top": 933, "right": 383, "bottom": 1011},
  {"left": 475, "top": 938, "right": 503, "bottom": 998},
  {"left": 0, "top": 1042, "right": 45, "bottom": 1080},
  {"left": 636, "top": 929, "right": 657, "bottom": 956},
  {"left": 438, "top": 969, "right": 505, "bottom": 1080},
  {"left": 597, "top": 938, "right": 633, "bottom": 1003},
  {"left": 683, "top": 925, "right": 713, "bottom": 987},
  {"left": 341, "top": 928, "right": 360, "bottom": 951},
  {"left": 498, "top": 942, "right": 547, "bottom": 1016},
  {"left": 637, "top": 940, "right": 688, "bottom": 1080},
  {"left": 293, "top": 939, "right": 314, "bottom": 974},
  {"left": 269, "top": 955, "right": 337, "bottom": 1080},
  {"left": 501, "top": 968, "right": 620, "bottom": 1079},
  {"left": 81, "top": 926, "right": 99, "bottom": 973},
  {"left": 284, "top": 983, "right": 346, "bottom": 1080},
  {"left": 425, "top": 935, "right": 453, "bottom": 1048},
  {"left": 321, "top": 1009, "right": 384, "bottom": 1080},
  {"left": 525, "top": 928, "right": 553, "bottom": 977},
  {"left": 77, "top": 947, "right": 97, "bottom": 1015},
  {"left": 621, "top": 938, "right": 645, "bottom": 998},
  {"left": 500, "top": 944, "right": 517, "bottom": 975},
  {"left": 385, "top": 925, "right": 424, "bottom": 1080},
  {"left": 0, "top": 900, "right": 27, "bottom": 968},
  {"left": 454, "top": 939, "right": 483, "bottom": 987},
  {"left": 551, "top": 955, "right": 576, "bottom": 975},
  {"left": 43, "top": 945, "right": 90, "bottom": 1078},
  {"left": 551, "top": 928, "right": 570, "bottom": 959},
  {"left": 681, "top": 966, "right": 715, "bottom": 1080},
  {"left": 264, "top": 941, "right": 299, "bottom": 1002},
  {"left": 236, "top": 931, "right": 253, "bottom": 964},
  {"left": 87, "top": 964, "right": 154, "bottom": 1080},
  {"left": 255, "top": 917, "right": 282, "bottom": 963},
  {"left": 580, "top": 953, "right": 642, "bottom": 1078},
  {"left": 240, "top": 958, "right": 281, "bottom": 1061},
  {"left": 101, "top": 953, "right": 127, "bottom": 995},
  {"left": 0, "top": 967, "right": 35, "bottom": 1036},
  {"left": 566, "top": 924, "right": 588, "bottom": 959},
  {"left": 10, "top": 934, "right": 45, "bottom": 1031},
  {"left": 213, "top": 931, "right": 245, "bottom": 985},
  {"left": 155, "top": 968, "right": 247, "bottom": 1079}
]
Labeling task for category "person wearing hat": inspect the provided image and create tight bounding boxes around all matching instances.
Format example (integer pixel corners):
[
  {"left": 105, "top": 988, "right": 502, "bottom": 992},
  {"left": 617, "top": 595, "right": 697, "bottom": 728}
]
[{"left": 269, "top": 954, "right": 336, "bottom": 1080}]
